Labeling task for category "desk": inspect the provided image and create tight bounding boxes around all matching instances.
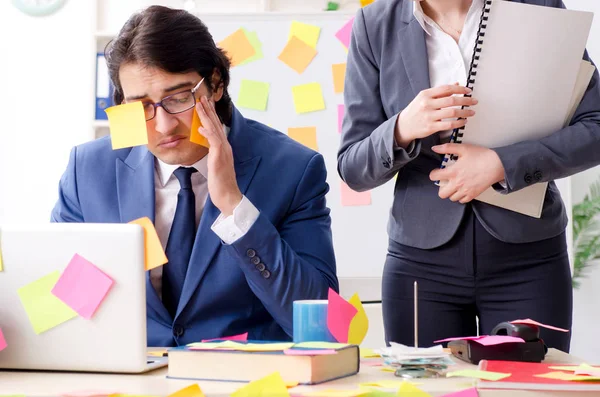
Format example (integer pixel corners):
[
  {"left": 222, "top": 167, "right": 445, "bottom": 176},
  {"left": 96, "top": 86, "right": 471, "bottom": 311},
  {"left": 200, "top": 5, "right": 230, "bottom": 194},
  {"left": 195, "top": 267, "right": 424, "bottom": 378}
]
[{"left": 0, "top": 349, "right": 584, "bottom": 397}]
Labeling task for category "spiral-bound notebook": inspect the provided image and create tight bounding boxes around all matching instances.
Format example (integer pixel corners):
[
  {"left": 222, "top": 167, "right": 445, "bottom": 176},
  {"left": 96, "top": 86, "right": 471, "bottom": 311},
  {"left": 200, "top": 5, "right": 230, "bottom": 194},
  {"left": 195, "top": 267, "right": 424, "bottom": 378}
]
[{"left": 440, "top": 0, "right": 594, "bottom": 218}]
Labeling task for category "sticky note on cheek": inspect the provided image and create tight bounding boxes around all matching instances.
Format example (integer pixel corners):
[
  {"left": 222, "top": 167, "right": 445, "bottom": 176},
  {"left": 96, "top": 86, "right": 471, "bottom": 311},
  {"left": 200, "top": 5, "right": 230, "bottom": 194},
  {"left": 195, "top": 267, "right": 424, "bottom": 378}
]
[
  {"left": 105, "top": 101, "right": 149, "bottom": 150},
  {"left": 190, "top": 109, "right": 210, "bottom": 148}
]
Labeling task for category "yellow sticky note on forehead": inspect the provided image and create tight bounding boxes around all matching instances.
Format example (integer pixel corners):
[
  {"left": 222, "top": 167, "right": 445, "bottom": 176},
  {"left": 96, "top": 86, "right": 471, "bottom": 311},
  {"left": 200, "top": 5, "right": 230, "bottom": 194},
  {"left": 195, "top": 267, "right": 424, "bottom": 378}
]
[{"left": 106, "top": 101, "right": 148, "bottom": 150}]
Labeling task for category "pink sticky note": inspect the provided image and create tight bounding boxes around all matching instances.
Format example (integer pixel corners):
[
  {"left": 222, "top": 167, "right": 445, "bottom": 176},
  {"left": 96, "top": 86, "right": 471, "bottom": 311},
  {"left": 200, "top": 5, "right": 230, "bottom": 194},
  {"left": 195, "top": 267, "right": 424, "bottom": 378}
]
[
  {"left": 283, "top": 349, "right": 337, "bottom": 356},
  {"left": 440, "top": 387, "right": 479, "bottom": 397},
  {"left": 340, "top": 181, "right": 371, "bottom": 206},
  {"left": 335, "top": 17, "right": 354, "bottom": 49},
  {"left": 511, "top": 318, "right": 569, "bottom": 333},
  {"left": 327, "top": 288, "right": 358, "bottom": 343},
  {"left": 202, "top": 332, "right": 248, "bottom": 342},
  {"left": 51, "top": 254, "right": 114, "bottom": 320},
  {"left": 337, "top": 104, "right": 345, "bottom": 134},
  {"left": 0, "top": 328, "right": 6, "bottom": 352},
  {"left": 473, "top": 335, "right": 525, "bottom": 346},
  {"left": 361, "top": 360, "right": 384, "bottom": 367},
  {"left": 434, "top": 336, "right": 484, "bottom": 343}
]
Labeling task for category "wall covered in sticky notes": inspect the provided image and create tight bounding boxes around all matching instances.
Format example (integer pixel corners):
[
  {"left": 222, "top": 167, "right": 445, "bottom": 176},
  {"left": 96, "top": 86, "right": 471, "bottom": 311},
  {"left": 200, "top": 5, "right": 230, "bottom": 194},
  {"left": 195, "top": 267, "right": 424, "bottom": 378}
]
[{"left": 198, "top": 14, "right": 395, "bottom": 282}]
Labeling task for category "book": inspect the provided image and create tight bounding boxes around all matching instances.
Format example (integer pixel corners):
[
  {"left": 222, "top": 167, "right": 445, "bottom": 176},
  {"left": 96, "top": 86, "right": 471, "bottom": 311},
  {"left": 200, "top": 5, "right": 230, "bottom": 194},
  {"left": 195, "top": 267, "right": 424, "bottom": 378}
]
[
  {"left": 440, "top": 0, "right": 594, "bottom": 218},
  {"left": 166, "top": 341, "right": 360, "bottom": 385},
  {"left": 478, "top": 360, "right": 600, "bottom": 392}
]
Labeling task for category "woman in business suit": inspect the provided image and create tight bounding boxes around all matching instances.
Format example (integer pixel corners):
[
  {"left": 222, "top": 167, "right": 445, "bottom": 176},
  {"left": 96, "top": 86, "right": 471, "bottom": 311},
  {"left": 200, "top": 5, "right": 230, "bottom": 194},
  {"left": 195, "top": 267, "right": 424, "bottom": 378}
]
[{"left": 338, "top": 0, "right": 600, "bottom": 352}]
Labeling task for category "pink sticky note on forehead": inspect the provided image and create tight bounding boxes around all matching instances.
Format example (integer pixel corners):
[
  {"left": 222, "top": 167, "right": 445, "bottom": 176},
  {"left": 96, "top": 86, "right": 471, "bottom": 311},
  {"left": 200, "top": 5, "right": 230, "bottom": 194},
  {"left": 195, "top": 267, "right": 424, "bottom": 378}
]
[
  {"left": 335, "top": 17, "right": 354, "bottom": 49},
  {"left": 327, "top": 288, "right": 358, "bottom": 343},
  {"left": 511, "top": 318, "right": 569, "bottom": 333},
  {"left": 0, "top": 328, "right": 6, "bottom": 352},
  {"left": 51, "top": 254, "right": 114, "bottom": 320}
]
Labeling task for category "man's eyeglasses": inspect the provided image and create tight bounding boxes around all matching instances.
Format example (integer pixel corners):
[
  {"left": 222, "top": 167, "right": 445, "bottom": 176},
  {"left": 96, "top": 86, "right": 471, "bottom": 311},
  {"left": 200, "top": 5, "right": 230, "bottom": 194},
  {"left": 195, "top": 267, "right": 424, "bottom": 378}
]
[{"left": 141, "top": 77, "right": 204, "bottom": 121}]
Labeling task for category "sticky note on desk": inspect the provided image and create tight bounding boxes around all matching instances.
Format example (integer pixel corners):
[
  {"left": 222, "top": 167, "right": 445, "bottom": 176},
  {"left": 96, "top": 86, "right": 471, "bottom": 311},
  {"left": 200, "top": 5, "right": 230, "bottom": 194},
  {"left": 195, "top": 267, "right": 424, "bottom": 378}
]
[
  {"left": 278, "top": 36, "right": 318, "bottom": 74},
  {"left": 292, "top": 83, "right": 325, "bottom": 114},
  {"left": 335, "top": 18, "right": 354, "bottom": 50},
  {"left": 341, "top": 182, "right": 371, "bottom": 207},
  {"left": 446, "top": 370, "right": 511, "bottom": 381},
  {"left": 237, "top": 80, "right": 270, "bottom": 111},
  {"left": 106, "top": 102, "right": 148, "bottom": 150},
  {"left": 288, "top": 127, "right": 318, "bottom": 151},
  {"left": 511, "top": 318, "right": 569, "bottom": 332},
  {"left": 129, "top": 217, "right": 167, "bottom": 271},
  {"left": 327, "top": 288, "right": 358, "bottom": 343},
  {"left": 348, "top": 293, "right": 368, "bottom": 345},
  {"left": 18, "top": 271, "right": 77, "bottom": 334},
  {"left": 439, "top": 388, "right": 479, "bottom": 397},
  {"left": 218, "top": 28, "right": 256, "bottom": 67},
  {"left": 231, "top": 372, "right": 289, "bottom": 397},
  {"left": 168, "top": 384, "right": 206, "bottom": 397},
  {"left": 302, "top": 389, "right": 367, "bottom": 397},
  {"left": 289, "top": 21, "right": 321, "bottom": 48},
  {"left": 0, "top": 327, "right": 6, "bottom": 351},
  {"left": 397, "top": 381, "right": 432, "bottom": 397},
  {"left": 51, "top": 254, "right": 114, "bottom": 319},
  {"left": 332, "top": 63, "right": 346, "bottom": 94}
]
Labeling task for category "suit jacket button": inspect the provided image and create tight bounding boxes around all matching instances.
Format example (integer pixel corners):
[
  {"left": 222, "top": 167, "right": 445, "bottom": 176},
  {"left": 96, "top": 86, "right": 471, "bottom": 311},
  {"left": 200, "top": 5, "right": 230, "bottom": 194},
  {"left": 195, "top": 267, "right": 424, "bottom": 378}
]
[
  {"left": 246, "top": 249, "right": 256, "bottom": 258},
  {"left": 251, "top": 256, "right": 261, "bottom": 265},
  {"left": 261, "top": 270, "right": 271, "bottom": 279},
  {"left": 524, "top": 173, "right": 533, "bottom": 184},
  {"left": 382, "top": 161, "right": 390, "bottom": 169},
  {"left": 173, "top": 325, "right": 184, "bottom": 338},
  {"left": 534, "top": 171, "right": 542, "bottom": 182},
  {"left": 255, "top": 262, "right": 266, "bottom": 272}
]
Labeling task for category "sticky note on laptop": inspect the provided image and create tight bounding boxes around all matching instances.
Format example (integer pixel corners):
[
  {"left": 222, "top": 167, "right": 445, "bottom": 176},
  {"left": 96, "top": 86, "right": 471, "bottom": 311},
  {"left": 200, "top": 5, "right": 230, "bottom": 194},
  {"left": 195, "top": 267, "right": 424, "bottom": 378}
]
[
  {"left": 18, "top": 271, "right": 78, "bottom": 334},
  {"left": 106, "top": 101, "right": 148, "bottom": 150},
  {"left": 129, "top": 217, "right": 168, "bottom": 271},
  {"left": 51, "top": 254, "right": 114, "bottom": 319}
]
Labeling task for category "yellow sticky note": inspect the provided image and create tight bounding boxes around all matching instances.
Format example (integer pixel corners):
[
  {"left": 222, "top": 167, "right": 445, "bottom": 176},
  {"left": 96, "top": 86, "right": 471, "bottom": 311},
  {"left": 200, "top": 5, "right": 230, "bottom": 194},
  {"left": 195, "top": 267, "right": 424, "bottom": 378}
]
[
  {"left": 128, "top": 217, "right": 168, "bottom": 271},
  {"left": 167, "top": 384, "right": 206, "bottom": 397},
  {"left": 293, "top": 342, "right": 349, "bottom": 349},
  {"left": 288, "top": 127, "right": 318, "bottom": 151},
  {"left": 397, "top": 381, "right": 432, "bottom": 397},
  {"left": 360, "top": 0, "right": 375, "bottom": 6},
  {"left": 534, "top": 371, "right": 579, "bottom": 381},
  {"left": 189, "top": 110, "right": 209, "bottom": 148},
  {"left": 147, "top": 351, "right": 166, "bottom": 357},
  {"left": 231, "top": 372, "right": 289, "bottom": 397},
  {"left": 106, "top": 102, "right": 148, "bottom": 150},
  {"left": 446, "top": 370, "right": 511, "bottom": 381},
  {"left": 289, "top": 21, "right": 321, "bottom": 48},
  {"left": 278, "top": 36, "right": 318, "bottom": 74},
  {"left": 18, "top": 271, "right": 78, "bottom": 334},
  {"left": 302, "top": 390, "right": 368, "bottom": 397},
  {"left": 218, "top": 29, "right": 256, "bottom": 67},
  {"left": 238, "top": 29, "right": 263, "bottom": 66},
  {"left": 292, "top": 83, "right": 326, "bottom": 114},
  {"left": 236, "top": 342, "right": 295, "bottom": 352},
  {"left": 380, "top": 367, "right": 396, "bottom": 373},
  {"left": 332, "top": 63, "right": 346, "bottom": 94},
  {"left": 360, "top": 348, "right": 380, "bottom": 358},
  {"left": 360, "top": 380, "right": 411, "bottom": 389},
  {"left": 237, "top": 79, "right": 270, "bottom": 111},
  {"left": 348, "top": 293, "right": 368, "bottom": 345},
  {"left": 549, "top": 364, "right": 599, "bottom": 372}
]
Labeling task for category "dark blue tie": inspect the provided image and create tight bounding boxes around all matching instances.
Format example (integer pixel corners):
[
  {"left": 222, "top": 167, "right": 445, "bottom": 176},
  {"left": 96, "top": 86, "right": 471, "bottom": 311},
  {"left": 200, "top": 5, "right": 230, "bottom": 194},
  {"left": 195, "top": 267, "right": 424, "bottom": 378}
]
[{"left": 163, "top": 166, "right": 198, "bottom": 318}]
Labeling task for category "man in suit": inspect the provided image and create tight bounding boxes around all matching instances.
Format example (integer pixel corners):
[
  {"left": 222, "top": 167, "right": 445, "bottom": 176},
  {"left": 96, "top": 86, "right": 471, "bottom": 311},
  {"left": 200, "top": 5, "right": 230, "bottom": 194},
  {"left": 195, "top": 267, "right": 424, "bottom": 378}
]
[
  {"left": 338, "top": 0, "right": 600, "bottom": 351},
  {"left": 52, "top": 5, "right": 338, "bottom": 347}
]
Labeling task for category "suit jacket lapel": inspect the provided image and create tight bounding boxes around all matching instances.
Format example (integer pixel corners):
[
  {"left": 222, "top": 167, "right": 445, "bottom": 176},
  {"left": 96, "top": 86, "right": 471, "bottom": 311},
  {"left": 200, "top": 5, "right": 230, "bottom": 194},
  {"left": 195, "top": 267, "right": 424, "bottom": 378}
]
[
  {"left": 116, "top": 146, "right": 172, "bottom": 324},
  {"left": 176, "top": 107, "right": 261, "bottom": 318}
]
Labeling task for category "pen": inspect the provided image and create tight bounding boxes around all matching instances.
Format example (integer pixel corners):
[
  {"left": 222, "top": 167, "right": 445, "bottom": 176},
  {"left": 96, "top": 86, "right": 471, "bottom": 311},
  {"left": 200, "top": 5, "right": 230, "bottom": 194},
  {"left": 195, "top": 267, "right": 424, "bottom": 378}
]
[{"left": 414, "top": 280, "right": 418, "bottom": 349}]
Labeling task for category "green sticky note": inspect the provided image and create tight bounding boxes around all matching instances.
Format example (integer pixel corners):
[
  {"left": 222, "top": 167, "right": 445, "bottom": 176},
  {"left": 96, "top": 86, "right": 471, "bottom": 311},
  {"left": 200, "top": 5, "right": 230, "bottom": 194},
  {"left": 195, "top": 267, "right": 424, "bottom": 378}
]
[
  {"left": 446, "top": 369, "right": 511, "bottom": 381},
  {"left": 238, "top": 29, "right": 263, "bottom": 66},
  {"left": 18, "top": 271, "right": 78, "bottom": 334},
  {"left": 326, "top": 2, "right": 340, "bottom": 11},
  {"left": 237, "top": 79, "right": 270, "bottom": 111}
]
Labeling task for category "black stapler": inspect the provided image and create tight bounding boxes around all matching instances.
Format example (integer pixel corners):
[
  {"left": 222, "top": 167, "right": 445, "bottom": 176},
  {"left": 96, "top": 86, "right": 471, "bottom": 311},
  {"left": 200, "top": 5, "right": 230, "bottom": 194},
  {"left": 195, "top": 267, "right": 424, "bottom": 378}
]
[{"left": 448, "top": 321, "right": 548, "bottom": 364}]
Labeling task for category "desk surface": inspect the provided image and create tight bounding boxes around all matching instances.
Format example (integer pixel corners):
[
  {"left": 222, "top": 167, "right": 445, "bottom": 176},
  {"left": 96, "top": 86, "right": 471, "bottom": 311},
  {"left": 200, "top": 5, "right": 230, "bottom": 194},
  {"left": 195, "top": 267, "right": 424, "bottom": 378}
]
[{"left": 0, "top": 349, "right": 584, "bottom": 397}]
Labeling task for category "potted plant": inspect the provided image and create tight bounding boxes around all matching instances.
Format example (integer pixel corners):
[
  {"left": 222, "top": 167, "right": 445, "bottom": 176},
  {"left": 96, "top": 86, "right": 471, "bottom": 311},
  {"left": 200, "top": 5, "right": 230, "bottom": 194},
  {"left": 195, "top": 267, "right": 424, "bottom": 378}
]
[{"left": 572, "top": 177, "right": 600, "bottom": 288}]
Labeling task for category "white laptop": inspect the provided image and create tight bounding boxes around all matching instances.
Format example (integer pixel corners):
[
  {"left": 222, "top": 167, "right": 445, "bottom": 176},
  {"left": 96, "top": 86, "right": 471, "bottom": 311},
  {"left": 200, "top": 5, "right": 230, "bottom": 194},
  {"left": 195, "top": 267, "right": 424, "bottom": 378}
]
[{"left": 0, "top": 223, "right": 167, "bottom": 373}]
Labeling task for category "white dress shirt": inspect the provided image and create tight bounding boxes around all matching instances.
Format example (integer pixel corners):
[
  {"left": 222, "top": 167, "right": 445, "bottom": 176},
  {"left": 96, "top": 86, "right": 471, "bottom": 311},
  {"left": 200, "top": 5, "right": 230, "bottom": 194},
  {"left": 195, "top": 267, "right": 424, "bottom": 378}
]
[
  {"left": 413, "top": 0, "right": 483, "bottom": 142},
  {"left": 150, "top": 127, "right": 260, "bottom": 297}
]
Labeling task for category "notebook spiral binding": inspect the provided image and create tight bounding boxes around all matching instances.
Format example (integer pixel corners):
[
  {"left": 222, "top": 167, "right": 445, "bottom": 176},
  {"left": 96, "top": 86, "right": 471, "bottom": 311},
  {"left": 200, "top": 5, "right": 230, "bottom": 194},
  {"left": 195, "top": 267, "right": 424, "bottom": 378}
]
[{"left": 440, "top": 0, "right": 493, "bottom": 169}]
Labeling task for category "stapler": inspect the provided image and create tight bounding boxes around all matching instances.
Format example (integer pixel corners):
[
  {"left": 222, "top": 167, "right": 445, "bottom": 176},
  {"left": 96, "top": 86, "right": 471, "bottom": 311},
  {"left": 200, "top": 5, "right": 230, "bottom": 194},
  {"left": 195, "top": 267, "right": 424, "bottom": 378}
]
[{"left": 448, "top": 321, "right": 548, "bottom": 365}]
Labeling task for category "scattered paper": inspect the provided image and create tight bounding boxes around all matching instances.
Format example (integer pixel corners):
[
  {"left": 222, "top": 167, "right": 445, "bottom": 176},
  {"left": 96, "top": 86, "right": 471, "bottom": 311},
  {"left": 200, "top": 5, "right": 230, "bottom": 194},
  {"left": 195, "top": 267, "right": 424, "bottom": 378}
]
[
  {"left": 237, "top": 80, "right": 270, "bottom": 111},
  {"left": 289, "top": 21, "right": 321, "bottom": 48},
  {"left": 335, "top": 18, "right": 354, "bottom": 49},
  {"left": 106, "top": 102, "right": 148, "bottom": 150},
  {"left": 278, "top": 36, "right": 318, "bottom": 74},
  {"left": 0, "top": 327, "right": 6, "bottom": 351},
  {"left": 238, "top": 29, "right": 263, "bottom": 66},
  {"left": 288, "top": 127, "right": 318, "bottom": 151},
  {"left": 292, "top": 83, "right": 326, "bottom": 113},
  {"left": 439, "top": 388, "right": 479, "bottom": 397},
  {"left": 202, "top": 332, "right": 248, "bottom": 342},
  {"left": 434, "top": 335, "right": 524, "bottom": 346},
  {"left": 190, "top": 110, "right": 209, "bottom": 148},
  {"left": 332, "top": 63, "right": 346, "bottom": 94},
  {"left": 327, "top": 288, "right": 358, "bottom": 343},
  {"left": 347, "top": 293, "right": 368, "bottom": 345},
  {"left": 341, "top": 182, "right": 371, "bottom": 206},
  {"left": 511, "top": 319, "right": 569, "bottom": 333},
  {"left": 51, "top": 254, "right": 114, "bottom": 320},
  {"left": 293, "top": 342, "right": 349, "bottom": 349},
  {"left": 218, "top": 28, "right": 256, "bottom": 67},
  {"left": 397, "top": 381, "right": 432, "bottom": 397},
  {"left": 283, "top": 349, "right": 337, "bottom": 356},
  {"left": 338, "top": 104, "right": 345, "bottom": 134},
  {"left": 380, "top": 343, "right": 448, "bottom": 361},
  {"left": 167, "top": 384, "right": 206, "bottom": 397},
  {"left": 231, "top": 372, "right": 289, "bottom": 397},
  {"left": 446, "top": 370, "right": 511, "bottom": 381},
  {"left": 302, "top": 390, "right": 367, "bottom": 397},
  {"left": 360, "top": 348, "right": 380, "bottom": 358},
  {"left": 18, "top": 271, "right": 78, "bottom": 334},
  {"left": 128, "top": 217, "right": 168, "bottom": 271}
]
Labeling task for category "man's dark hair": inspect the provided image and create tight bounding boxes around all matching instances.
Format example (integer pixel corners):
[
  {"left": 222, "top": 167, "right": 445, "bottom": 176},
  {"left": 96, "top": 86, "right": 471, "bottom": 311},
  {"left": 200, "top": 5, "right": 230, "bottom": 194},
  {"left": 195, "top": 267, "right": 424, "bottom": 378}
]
[{"left": 105, "top": 5, "right": 233, "bottom": 124}]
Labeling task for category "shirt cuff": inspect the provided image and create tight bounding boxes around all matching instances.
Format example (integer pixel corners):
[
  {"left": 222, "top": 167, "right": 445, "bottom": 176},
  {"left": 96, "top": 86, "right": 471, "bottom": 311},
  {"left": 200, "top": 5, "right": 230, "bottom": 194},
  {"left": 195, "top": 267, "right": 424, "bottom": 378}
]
[{"left": 211, "top": 195, "right": 260, "bottom": 244}]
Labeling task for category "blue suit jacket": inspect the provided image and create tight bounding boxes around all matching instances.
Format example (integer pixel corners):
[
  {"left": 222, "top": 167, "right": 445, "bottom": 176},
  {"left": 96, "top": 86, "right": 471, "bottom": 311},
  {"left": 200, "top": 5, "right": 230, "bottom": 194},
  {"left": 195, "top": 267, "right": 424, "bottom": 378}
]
[{"left": 51, "top": 107, "right": 338, "bottom": 346}]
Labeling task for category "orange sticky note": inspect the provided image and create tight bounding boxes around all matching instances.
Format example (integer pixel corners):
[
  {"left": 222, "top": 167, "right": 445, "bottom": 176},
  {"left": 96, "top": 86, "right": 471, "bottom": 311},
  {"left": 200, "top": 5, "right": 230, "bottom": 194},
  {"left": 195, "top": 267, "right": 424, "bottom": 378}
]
[
  {"left": 129, "top": 217, "right": 168, "bottom": 271},
  {"left": 278, "top": 36, "right": 318, "bottom": 74},
  {"left": 332, "top": 63, "right": 346, "bottom": 94},
  {"left": 340, "top": 182, "right": 371, "bottom": 207},
  {"left": 105, "top": 102, "right": 148, "bottom": 150},
  {"left": 218, "top": 29, "right": 256, "bottom": 67},
  {"left": 189, "top": 110, "right": 209, "bottom": 148},
  {"left": 168, "top": 384, "right": 206, "bottom": 397},
  {"left": 288, "top": 127, "right": 318, "bottom": 151},
  {"left": 360, "top": 0, "right": 375, "bottom": 6}
]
